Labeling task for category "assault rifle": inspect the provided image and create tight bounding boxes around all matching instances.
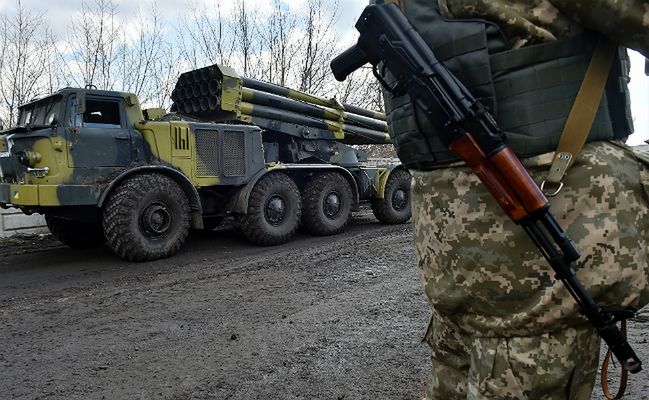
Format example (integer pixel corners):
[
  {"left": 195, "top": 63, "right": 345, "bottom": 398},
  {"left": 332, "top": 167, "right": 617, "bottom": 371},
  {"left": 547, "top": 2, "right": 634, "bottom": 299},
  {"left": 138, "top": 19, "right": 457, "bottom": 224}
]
[{"left": 331, "top": 3, "right": 642, "bottom": 373}]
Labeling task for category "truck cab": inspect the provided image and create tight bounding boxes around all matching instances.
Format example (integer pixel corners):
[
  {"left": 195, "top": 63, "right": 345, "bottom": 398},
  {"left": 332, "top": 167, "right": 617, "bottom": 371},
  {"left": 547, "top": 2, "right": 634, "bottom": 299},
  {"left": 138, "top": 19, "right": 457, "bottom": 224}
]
[
  {"left": 0, "top": 88, "right": 266, "bottom": 259},
  {"left": 0, "top": 88, "right": 141, "bottom": 202}
]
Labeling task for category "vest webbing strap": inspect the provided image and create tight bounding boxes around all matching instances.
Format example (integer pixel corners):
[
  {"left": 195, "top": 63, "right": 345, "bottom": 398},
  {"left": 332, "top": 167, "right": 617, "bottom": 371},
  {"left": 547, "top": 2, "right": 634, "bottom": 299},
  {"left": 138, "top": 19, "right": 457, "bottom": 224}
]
[{"left": 544, "top": 37, "right": 617, "bottom": 191}]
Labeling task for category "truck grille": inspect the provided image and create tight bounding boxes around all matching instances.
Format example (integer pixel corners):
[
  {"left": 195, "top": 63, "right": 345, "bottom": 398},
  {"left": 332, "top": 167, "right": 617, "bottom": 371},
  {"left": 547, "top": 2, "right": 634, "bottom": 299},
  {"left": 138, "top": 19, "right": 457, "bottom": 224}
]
[
  {"left": 194, "top": 129, "right": 246, "bottom": 177},
  {"left": 195, "top": 130, "right": 221, "bottom": 177},
  {"left": 222, "top": 131, "right": 245, "bottom": 176}
]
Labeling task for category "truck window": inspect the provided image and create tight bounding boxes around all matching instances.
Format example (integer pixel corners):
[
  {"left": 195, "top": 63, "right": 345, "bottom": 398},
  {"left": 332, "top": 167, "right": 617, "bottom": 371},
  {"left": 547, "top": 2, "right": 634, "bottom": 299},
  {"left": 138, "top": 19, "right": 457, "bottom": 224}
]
[
  {"left": 81, "top": 99, "right": 122, "bottom": 128},
  {"left": 43, "top": 97, "right": 62, "bottom": 125},
  {"left": 16, "top": 96, "right": 62, "bottom": 126},
  {"left": 19, "top": 109, "right": 33, "bottom": 125}
]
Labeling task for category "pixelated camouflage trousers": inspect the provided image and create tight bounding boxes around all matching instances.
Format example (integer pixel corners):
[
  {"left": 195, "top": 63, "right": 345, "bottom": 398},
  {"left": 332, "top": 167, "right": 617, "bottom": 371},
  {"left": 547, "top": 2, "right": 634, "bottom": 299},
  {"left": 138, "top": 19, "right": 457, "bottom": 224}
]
[
  {"left": 423, "top": 309, "right": 600, "bottom": 399},
  {"left": 411, "top": 141, "right": 649, "bottom": 399}
]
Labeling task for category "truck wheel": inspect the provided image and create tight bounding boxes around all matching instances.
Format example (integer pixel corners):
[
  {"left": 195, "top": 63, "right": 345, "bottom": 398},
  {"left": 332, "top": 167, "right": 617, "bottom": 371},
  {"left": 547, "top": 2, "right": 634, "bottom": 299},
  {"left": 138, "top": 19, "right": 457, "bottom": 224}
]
[
  {"left": 302, "top": 171, "right": 353, "bottom": 236},
  {"left": 45, "top": 214, "right": 105, "bottom": 248},
  {"left": 240, "top": 173, "right": 301, "bottom": 246},
  {"left": 103, "top": 173, "right": 190, "bottom": 261},
  {"left": 372, "top": 169, "right": 412, "bottom": 224}
]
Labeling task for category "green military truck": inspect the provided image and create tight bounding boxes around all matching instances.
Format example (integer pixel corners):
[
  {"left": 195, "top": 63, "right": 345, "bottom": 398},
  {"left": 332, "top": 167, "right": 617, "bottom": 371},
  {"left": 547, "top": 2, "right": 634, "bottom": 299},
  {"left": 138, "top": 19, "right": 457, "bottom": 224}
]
[{"left": 0, "top": 65, "right": 410, "bottom": 261}]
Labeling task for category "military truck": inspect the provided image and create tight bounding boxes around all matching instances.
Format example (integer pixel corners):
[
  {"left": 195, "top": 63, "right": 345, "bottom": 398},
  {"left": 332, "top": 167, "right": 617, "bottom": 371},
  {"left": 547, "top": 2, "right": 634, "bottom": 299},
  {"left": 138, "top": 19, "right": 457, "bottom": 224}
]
[{"left": 0, "top": 64, "right": 410, "bottom": 261}]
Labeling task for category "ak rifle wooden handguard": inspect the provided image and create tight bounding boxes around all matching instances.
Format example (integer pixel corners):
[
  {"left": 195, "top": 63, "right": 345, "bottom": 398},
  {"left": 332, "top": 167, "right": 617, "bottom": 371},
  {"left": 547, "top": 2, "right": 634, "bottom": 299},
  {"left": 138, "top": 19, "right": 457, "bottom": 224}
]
[
  {"left": 448, "top": 133, "right": 529, "bottom": 222},
  {"left": 489, "top": 145, "right": 549, "bottom": 215}
]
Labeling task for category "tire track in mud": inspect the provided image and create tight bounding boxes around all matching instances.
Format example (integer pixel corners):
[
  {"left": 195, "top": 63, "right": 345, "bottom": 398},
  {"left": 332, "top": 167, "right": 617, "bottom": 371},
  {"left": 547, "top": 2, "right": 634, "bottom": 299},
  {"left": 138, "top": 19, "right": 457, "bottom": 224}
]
[
  {"left": 1, "top": 210, "right": 431, "bottom": 400},
  {"left": 1, "top": 208, "right": 647, "bottom": 399},
  {"left": 0, "top": 211, "right": 408, "bottom": 307}
]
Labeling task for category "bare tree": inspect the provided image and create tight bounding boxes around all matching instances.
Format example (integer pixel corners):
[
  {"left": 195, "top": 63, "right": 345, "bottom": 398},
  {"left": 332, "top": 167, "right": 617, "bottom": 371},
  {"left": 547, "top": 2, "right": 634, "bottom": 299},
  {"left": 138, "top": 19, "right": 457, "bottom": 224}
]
[
  {"left": 257, "top": 0, "right": 299, "bottom": 86},
  {"left": 56, "top": 0, "right": 182, "bottom": 110},
  {"left": 150, "top": 41, "right": 185, "bottom": 109},
  {"left": 0, "top": 0, "right": 57, "bottom": 127},
  {"left": 0, "top": 0, "right": 385, "bottom": 121},
  {"left": 64, "top": 0, "right": 120, "bottom": 89},
  {"left": 232, "top": 0, "right": 259, "bottom": 78},
  {"left": 176, "top": 1, "right": 235, "bottom": 69},
  {"left": 115, "top": 3, "right": 166, "bottom": 105},
  {"left": 295, "top": 0, "right": 340, "bottom": 95}
]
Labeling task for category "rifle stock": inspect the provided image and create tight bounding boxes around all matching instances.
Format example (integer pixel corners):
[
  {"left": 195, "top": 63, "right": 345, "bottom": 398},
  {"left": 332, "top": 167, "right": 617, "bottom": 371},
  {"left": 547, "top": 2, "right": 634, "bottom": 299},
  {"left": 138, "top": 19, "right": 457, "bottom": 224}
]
[{"left": 332, "top": 3, "right": 642, "bottom": 373}]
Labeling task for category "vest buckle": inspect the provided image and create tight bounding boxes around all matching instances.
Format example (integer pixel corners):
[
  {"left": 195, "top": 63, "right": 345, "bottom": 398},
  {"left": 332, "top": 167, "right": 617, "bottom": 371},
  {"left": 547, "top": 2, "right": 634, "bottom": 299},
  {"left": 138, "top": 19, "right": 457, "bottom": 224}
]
[{"left": 540, "top": 180, "right": 564, "bottom": 197}]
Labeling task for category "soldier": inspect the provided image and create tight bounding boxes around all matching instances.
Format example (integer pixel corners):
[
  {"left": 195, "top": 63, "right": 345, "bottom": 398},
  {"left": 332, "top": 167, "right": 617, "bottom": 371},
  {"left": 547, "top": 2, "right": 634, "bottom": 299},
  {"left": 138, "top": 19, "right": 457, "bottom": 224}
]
[{"left": 372, "top": 0, "right": 649, "bottom": 398}]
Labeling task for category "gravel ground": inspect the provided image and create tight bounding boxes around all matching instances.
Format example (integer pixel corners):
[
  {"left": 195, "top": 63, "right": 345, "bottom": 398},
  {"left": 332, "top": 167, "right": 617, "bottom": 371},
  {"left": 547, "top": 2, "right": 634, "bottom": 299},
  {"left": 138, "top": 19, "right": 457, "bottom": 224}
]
[{"left": 0, "top": 209, "right": 647, "bottom": 399}]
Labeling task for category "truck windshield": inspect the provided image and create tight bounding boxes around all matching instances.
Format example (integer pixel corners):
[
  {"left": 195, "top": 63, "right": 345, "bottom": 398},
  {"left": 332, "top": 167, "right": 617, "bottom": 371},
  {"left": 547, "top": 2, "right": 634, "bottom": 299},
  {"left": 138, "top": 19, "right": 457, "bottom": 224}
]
[{"left": 17, "top": 96, "right": 63, "bottom": 126}]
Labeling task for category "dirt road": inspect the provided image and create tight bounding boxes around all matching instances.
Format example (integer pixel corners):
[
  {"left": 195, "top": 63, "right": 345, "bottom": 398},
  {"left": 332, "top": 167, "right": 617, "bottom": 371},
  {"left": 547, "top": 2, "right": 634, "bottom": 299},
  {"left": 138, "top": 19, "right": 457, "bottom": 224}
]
[{"left": 1, "top": 209, "right": 647, "bottom": 399}]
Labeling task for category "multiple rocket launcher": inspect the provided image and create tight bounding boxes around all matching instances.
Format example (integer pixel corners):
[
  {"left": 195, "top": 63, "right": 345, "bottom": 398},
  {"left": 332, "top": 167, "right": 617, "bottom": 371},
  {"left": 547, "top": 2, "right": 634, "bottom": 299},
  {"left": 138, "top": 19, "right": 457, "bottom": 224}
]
[{"left": 170, "top": 64, "right": 391, "bottom": 145}]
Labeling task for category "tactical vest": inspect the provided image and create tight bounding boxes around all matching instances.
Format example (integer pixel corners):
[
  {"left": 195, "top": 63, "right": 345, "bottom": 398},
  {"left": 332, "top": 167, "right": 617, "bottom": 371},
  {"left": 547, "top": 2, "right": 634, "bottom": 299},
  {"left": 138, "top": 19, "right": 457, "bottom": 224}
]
[{"left": 381, "top": 0, "right": 633, "bottom": 169}]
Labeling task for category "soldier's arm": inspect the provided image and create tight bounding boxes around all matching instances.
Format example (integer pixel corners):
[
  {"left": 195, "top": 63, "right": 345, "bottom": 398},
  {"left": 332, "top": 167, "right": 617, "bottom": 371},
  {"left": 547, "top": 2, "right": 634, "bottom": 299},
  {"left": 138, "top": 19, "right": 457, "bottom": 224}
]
[
  {"left": 439, "top": 0, "right": 649, "bottom": 57},
  {"left": 551, "top": 0, "right": 649, "bottom": 58}
]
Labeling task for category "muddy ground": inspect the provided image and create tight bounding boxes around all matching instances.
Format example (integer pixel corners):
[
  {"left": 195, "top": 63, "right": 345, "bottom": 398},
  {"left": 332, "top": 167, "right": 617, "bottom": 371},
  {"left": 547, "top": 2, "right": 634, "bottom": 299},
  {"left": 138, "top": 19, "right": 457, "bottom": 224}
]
[{"left": 0, "top": 209, "right": 647, "bottom": 400}]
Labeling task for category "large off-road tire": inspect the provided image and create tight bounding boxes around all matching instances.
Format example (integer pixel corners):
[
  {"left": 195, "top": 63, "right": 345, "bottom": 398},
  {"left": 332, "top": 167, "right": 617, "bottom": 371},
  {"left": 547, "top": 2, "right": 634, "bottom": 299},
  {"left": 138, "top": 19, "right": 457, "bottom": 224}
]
[
  {"left": 103, "top": 173, "right": 190, "bottom": 261},
  {"left": 240, "top": 173, "right": 301, "bottom": 246},
  {"left": 45, "top": 214, "right": 105, "bottom": 249},
  {"left": 372, "top": 169, "right": 412, "bottom": 224},
  {"left": 302, "top": 171, "right": 353, "bottom": 236}
]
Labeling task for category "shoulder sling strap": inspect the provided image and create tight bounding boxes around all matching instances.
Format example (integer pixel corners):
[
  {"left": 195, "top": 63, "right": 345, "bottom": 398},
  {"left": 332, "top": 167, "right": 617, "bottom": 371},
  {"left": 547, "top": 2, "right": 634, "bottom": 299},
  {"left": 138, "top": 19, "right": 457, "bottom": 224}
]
[{"left": 541, "top": 37, "right": 617, "bottom": 196}]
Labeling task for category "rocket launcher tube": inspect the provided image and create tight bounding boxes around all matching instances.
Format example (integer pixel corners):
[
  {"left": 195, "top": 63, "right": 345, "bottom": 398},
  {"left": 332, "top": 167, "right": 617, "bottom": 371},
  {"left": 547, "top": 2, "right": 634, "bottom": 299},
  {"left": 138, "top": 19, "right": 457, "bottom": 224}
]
[
  {"left": 342, "top": 124, "right": 391, "bottom": 144},
  {"left": 332, "top": 2, "right": 642, "bottom": 373},
  {"left": 242, "top": 77, "right": 332, "bottom": 108},
  {"left": 242, "top": 87, "right": 388, "bottom": 133},
  {"left": 241, "top": 77, "right": 386, "bottom": 121},
  {"left": 341, "top": 103, "right": 386, "bottom": 122},
  {"left": 239, "top": 101, "right": 390, "bottom": 144},
  {"left": 242, "top": 87, "right": 343, "bottom": 121},
  {"left": 239, "top": 101, "right": 344, "bottom": 135},
  {"left": 340, "top": 111, "right": 388, "bottom": 133}
]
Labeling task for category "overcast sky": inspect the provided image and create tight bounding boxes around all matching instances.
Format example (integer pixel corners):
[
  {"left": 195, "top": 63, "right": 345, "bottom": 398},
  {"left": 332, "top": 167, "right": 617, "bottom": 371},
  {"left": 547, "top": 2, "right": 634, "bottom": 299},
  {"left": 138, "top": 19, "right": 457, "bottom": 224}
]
[{"left": 1, "top": 0, "right": 647, "bottom": 144}]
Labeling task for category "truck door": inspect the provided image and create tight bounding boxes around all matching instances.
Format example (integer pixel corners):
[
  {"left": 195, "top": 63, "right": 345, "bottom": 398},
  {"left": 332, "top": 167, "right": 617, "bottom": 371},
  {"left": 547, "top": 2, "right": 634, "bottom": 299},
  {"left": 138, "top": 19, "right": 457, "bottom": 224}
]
[{"left": 65, "top": 96, "right": 132, "bottom": 168}]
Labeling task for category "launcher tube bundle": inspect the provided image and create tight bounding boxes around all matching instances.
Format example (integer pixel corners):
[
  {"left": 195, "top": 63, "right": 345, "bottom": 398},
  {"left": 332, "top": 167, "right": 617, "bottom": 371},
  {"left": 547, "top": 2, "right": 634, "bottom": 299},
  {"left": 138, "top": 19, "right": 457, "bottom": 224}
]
[{"left": 171, "top": 65, "right": 390, "bottom": 145}]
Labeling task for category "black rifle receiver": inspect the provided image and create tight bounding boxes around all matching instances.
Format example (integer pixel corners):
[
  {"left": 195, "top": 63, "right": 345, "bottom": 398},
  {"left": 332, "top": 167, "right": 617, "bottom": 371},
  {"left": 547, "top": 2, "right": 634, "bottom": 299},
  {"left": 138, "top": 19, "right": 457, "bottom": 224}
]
[{"left": 332, "top": 3, "right": 642, "bottom": 373}]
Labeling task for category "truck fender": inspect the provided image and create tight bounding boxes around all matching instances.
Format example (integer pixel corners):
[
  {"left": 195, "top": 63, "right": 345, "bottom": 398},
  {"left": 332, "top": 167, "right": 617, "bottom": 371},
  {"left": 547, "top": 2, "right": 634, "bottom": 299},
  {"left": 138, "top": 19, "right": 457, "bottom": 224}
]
[
  {"left": 228, "top": 164, "right": 360, "bottom": 214},
  {"left": 97, "top": 165, "right": 204, "bottom": 229},
  {"left": 376, "top": 164, "right": 406, "bottom": 199},
  {"left": 228, "top": 168, "right": 280, "bottom": 215}
]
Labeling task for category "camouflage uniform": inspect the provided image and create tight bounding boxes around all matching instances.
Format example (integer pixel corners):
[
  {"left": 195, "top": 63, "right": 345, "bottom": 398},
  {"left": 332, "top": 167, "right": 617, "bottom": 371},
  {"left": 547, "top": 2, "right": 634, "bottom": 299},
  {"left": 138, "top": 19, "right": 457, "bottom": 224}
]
[
  {"left": 437, "top": 0, "right": 649, "bottom": 57},
  {"left": 413, "top": 142, "right": 649, "bottom": 399},
  {"left": 382, "top": 1, "right": 649, "bottom": 398}
]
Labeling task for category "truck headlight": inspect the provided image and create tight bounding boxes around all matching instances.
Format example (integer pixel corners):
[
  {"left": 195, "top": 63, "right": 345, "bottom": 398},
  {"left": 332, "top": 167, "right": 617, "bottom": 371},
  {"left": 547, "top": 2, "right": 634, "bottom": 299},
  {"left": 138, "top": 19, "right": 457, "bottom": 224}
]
[{"left": 16, "top": 150, "right": 42, "bottom": 167}]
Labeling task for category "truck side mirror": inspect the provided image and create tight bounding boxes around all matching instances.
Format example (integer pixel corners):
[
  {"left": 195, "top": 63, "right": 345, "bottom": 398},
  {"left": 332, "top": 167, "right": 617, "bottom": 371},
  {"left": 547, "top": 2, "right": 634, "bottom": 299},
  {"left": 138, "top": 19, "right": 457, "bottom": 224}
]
[
  {"left": 125, "top": 94, "right": 138, "bottom": 107},
  {"left": 76, "top": 91, "right": 86, "bottom": 115}
]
